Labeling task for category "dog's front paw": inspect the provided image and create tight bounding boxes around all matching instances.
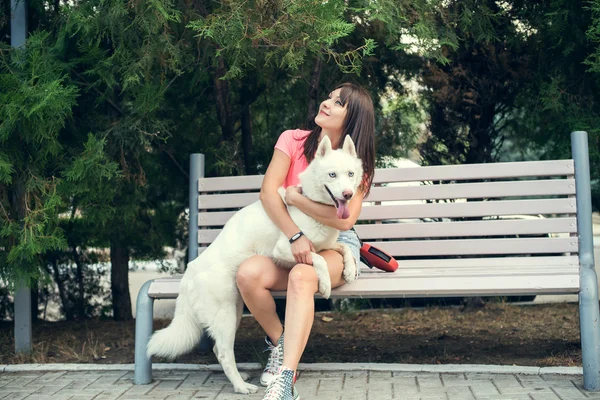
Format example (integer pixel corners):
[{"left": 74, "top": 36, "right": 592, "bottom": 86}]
[
  {"left": 343, "top": 259, "right": 358, "bottom": 283},
  {"left": 318, "top": 279, "right": 332, "bottom": 299},
  {"left": 234, "top": 382, "right": 259, "bottom": 394}
]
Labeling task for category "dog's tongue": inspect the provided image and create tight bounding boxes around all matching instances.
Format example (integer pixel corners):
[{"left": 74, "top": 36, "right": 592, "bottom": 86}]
[{"left": 336, "top": 200, "right": 350, "bottom": 219}]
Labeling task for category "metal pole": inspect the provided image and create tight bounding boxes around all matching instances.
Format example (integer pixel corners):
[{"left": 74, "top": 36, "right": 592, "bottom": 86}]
[
  {"left": 187, "top": 154, "right": 204, "bottom": 269},
  {"left": 11, "top": 0, "right": 27, "bottom": 48},
  {"left": 133, "top": 280, "right": 155, "bottom": 384},
  {"left": 14, "top": 281, "right": 31, "bottom": 353},
  {"left": 572, "top": 131, "right": 600, "bottom": 391},
  {"left": 11, "top": 0, "right": 31, "bottom": 355}
]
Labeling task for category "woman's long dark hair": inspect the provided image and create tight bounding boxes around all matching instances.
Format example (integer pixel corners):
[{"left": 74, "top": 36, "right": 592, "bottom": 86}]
[{"left": 303, "top": 83, "right": 376, "bottom": 197}]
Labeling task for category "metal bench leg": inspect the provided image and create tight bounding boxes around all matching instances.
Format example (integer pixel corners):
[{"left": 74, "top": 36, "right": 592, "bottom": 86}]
[
  {"left": 579, "top": 268, "right": 600, "bottom": 391},
  {"left": 572, "top": 131, "right": 600, "bottom": 391},
  {"left": 134, "top": 280, "right": 155, "bottom": 385}
]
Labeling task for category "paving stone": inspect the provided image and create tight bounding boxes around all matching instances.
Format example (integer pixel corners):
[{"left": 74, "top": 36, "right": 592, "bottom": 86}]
[
  {"left": 93, "top": 388, "right": 132, "bottom": 400},
  {"left": 550, "top": 384, "right": 589, "bottom": 399},
  {"left": 470, "top": 379, "right": 501, "bottom": 397},
  {"left": 0, "top": 393, "right": 34, "bottom": 400},
  {"left": 446, "top": 385, "right": 476, "bottom": 400},
  {"left": 440, "top": 373, "right": 468, "bottom": 387},
  {"left": 528, "top": 388, "right": 562, "bottom": 400},
  {"left": 392, "top": 377, "right": 419, "bottom": 395},
  {"left": 23, "top": 395, "right": 73, "bottom": 400},
  {"left": 340, "top": 394, "right": 367, "bottom": 400},
  {"left": 365, "top": 385, "right": 392, "bottom": 399}
]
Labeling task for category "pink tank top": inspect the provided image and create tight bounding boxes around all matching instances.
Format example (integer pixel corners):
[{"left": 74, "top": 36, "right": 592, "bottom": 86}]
[{"left": 274, "top": 129, "right": 311, "bottom": 188}]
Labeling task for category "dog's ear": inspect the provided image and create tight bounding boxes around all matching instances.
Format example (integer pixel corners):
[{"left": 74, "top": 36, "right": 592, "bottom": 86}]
[
  {"left": 342, "top": 135, "right": 357, "bottom": 157},
  {"left": 316, "top": 136, "right": 332, "bottom": 158}
]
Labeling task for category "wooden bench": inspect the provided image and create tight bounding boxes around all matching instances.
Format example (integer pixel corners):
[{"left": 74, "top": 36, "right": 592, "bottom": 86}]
[{"left": 134, "top": 131, "right": 600, "bottom": 390}]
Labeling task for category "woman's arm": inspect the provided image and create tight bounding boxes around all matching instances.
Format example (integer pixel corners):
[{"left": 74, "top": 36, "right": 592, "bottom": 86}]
[
  {"left": 285, "top": 186, "right": 364, "bottom": 231},
  {"left": 260, "top": 150, "right": 316, "bottom": 265}
]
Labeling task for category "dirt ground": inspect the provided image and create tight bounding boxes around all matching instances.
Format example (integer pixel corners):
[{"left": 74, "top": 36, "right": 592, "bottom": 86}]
[{"left": 0, "top": 302, "right": 582, "bottom": 367}]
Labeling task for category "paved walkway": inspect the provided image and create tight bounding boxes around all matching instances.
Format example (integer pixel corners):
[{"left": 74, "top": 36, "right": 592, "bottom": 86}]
[{"left": 0, "top": 364, "right": 599, "bottom": 400}]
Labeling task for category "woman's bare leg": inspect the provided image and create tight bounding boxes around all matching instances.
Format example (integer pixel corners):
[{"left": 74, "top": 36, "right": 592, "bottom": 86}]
[
  {"left": 236, "top": 255, "right": 289, "bottom": 343},
  {"left": 282, "top": 249, "right": 346, "bottom": 371}
]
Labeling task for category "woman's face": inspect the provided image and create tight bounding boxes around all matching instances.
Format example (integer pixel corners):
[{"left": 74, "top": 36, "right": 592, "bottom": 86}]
[{"left": 314, "top": 88, "right": 347, "bottom": 134}]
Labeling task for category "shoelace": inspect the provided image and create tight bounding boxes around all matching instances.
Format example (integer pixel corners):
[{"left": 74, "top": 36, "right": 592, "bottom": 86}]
[
  {"left": 263, "top": 371, "right": 294, "bottom": 400},
  {"left": 263, "top": 340, "right": 283, "bottom": 374},
  {"left": 263, "top": 376, "right": 286, "bottom": 399}
]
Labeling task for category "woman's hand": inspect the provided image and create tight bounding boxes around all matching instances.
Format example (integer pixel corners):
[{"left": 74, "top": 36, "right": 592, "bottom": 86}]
[
  {"left": 284, "top": 185, "right": 303, "bottom": 206},
  {"left": 291, "top": 235, "right": 316, "bottom": 265}
]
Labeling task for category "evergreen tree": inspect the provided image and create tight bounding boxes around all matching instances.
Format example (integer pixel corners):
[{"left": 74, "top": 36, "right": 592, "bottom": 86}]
[
  {"left": 0, "top": 31, "right": 118, "bottom": 292},
  {"left": 507, "top": 0, "right": 600, "bottom": 209}
]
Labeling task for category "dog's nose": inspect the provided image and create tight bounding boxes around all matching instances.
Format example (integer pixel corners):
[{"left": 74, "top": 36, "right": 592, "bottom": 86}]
[{"left": 343, "top": 190, "right": 353, "bottom": 200}]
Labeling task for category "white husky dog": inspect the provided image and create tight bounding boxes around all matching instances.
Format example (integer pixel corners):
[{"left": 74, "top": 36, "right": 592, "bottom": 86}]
[{"left": 146, "top": 135, "right": 363, "bottom": 394}]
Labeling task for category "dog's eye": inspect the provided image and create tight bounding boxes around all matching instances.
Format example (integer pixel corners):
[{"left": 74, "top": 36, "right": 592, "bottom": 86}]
[
  {"left": 329, "top": 172, "right": 336, "bottom": 178},
  {"left": 348, "top": 172, "right": 354, "bottom": 177}
]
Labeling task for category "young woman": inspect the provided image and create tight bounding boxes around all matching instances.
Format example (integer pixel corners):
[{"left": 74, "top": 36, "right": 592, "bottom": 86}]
[{"left": 236, "top": 83, "right": 376, "bottom": 400}]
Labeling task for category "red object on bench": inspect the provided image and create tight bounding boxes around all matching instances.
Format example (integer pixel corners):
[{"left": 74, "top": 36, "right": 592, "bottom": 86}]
[{"left": 360, "top": 243, "right": 398, "bottom": 272}]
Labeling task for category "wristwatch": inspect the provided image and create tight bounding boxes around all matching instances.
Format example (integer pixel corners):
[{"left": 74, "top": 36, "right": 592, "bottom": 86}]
[{"left": 289, "top": 231, "right": 304, "bottom": 244}]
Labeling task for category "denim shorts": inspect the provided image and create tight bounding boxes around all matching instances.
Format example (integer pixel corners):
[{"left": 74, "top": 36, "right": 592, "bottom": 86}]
[{"left": 337, "top": 229, "right": 362, "bottom": 277}]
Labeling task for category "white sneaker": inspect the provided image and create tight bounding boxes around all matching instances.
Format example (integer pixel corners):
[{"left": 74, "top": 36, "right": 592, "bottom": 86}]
[
  {"left": 262, "top": 366, "right": 299, "bottom": 400},
  {"left": 260, "top": 334, "right": 284, "bottom": 386}
]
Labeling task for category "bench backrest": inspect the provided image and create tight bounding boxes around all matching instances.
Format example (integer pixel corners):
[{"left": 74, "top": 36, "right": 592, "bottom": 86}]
[{"left": 193, "top": 159, "right": 579, "bottom": 261}]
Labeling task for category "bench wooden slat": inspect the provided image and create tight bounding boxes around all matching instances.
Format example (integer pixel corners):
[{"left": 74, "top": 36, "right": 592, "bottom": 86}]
[
  {"left": 199, "top": 175, "right": 263, "bottom": 193},
  {"left": 198, "top": 193, "right": 258, "bottom": 210},
  {"left": 358, "top": 265, "right": 578, "bottom": 277},
  {"left": 196, "top": 160, "right": 574, "bottom": 193},
  {"left": 198, "top": 198, "right": 576, "bottom": 226},
  {"left": 372, "top": 237, "right": 578, "bottom": 257},
  {"left": 363, "top": 256, "right": 579, "bottom": 268},
  {"left": 198, "top": 236, "right": 578, "bottom": 255},
  {"left": 191, "top": 251, "right": 581, "bottom": 265},
  {"left": 372, "top": 160, "right": 574, "bottom": 184},
  {"left": 198, "top": 218, "right": 577, "bottom": 243},
  {"left": 368, "top": 179, "right": 575, "bottom": 202},
  {"left": 358, "top": 198, "right": 575, "bottom": 221},
  {"left": 197, "top": 179, "right": 576, "bottom": 209},
  {"left": 150, "top": 257, "right": 579, "bottom": 285},
  {"left": 315, "top": 274, "right": 580, "bottom": 298},
  {"left": 355, "top": 217, "right": 577, "bottom": 239}
]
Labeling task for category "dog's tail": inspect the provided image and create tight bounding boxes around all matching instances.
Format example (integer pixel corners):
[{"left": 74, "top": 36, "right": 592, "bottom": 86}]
[{"left": 146, "top": 296, "right": 203, "bottom": 360}]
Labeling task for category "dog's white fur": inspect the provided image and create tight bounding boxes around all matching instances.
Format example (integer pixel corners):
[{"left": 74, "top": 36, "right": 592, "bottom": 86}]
[{"left": 146, "top": 136, "right": 363, "bottom": 394}]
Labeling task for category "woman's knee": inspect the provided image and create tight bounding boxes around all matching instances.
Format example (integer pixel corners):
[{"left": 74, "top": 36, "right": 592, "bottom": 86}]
[
  {"left": 287, "top": 264, "right": 318, "bottom": 294},
  {"left": 236, "top": 255, "right": 270, "bottom": 290}
]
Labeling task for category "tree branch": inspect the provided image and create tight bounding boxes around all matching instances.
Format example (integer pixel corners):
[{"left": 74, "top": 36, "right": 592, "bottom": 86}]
[{"left": 72, "top": 70, "right": 124, "bottom": 116}]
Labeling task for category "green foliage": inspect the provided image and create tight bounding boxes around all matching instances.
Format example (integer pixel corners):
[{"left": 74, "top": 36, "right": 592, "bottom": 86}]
[
  {"left": 377, "top": 94, "right": 425, "bottom": 167},
  {"left": 0, "top": 31, "right": 77, "bottom": 287},
  {"left": 0, "top": 33, "right": 77, "bottom": 155},
  {"left": 586, "top": 0, "right": 600, "bottom": 74},
  {"left": 503, "top": 0, "right": 600, "bottom": 208},
  {"left": 59, "top": 134, "right": 121, "bottom": 224},
  {"left": 363, "top": 0, "right": 460, "bottom": 64},
  {"left": 188, "top": 0, "right": 373, "bottom": 78},
  {"left": 417, "top": 1, "right": 530, "bottom": 167}
]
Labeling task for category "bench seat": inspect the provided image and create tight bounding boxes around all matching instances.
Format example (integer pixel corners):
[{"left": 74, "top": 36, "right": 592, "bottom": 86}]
[{"left": 147, "top": 256, "right": 580, "bottom": 299}]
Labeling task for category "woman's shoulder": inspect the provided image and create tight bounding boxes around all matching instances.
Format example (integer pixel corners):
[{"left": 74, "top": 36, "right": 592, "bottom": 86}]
[
  {"left": 279, "top": 129, "right": 311, "bottom": 140},
  {"left": 275, "top": 129, "right": 311, "bottom": 158}
]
